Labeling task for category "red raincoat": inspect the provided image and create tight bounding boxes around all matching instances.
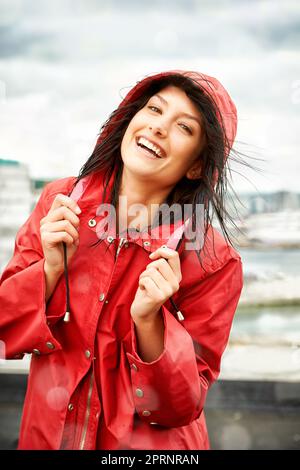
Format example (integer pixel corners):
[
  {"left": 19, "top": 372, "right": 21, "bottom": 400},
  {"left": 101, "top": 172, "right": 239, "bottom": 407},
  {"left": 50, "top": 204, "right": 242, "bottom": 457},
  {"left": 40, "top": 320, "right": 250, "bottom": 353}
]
[{"left": 0, "top": 70, "right": 243, "bottom": 450}]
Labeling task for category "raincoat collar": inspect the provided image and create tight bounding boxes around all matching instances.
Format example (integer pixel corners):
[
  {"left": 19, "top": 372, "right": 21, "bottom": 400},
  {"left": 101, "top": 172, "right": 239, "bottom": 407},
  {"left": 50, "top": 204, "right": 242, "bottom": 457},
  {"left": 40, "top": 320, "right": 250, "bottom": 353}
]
[{"left": 70, "top": 170, "right": 189, "bottom": 255}]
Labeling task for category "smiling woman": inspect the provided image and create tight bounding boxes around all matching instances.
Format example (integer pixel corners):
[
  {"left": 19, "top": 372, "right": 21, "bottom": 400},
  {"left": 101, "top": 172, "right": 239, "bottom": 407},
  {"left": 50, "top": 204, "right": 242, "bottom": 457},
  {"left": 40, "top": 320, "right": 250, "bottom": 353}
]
[{"left": 0, "top": 69, "right": 243, "bottom": 451}]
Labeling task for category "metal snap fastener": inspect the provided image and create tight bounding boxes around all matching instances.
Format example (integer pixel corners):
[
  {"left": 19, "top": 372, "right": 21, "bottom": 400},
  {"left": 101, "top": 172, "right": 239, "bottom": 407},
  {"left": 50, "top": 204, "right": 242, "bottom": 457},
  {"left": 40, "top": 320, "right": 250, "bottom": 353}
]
[
  {"left": 99, "top": 293, "right": 105, "bottom": 301},
  {"left": 142, "top": 410, "right": 151, "bottom": 417},
  {"left": 88, "top": 219, "right": 96, "bottom": 227},
  {"left": 131, "top": 363, "right": 138, "bottom": 372},
  {"left": 85, "top": 350, "right": 91, "bottom": 359},
  {"left": 107, "top": 236, "right": 114, "bottom": 243},
  {"left": 135, "top": 388, "right": 144, "bottom": 398},
  {"left": 68, "top": 403, "right": 74, "bottom": 411},
  {"left": 32, "top": 349, "right": 41, "bottom": 355},
  {"left": 46, "top": 342, "right": 55, "bottom": 350},
  {"left": 143, "top": 241, "right": 150, "bottom": 246}
]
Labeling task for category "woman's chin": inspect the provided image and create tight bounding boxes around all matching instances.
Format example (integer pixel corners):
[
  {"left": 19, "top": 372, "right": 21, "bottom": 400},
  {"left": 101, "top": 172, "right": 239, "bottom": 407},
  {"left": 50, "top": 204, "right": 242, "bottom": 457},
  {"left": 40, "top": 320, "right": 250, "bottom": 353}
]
[{"left": 122, "top": 160, "right": 158, "bottom": 177}]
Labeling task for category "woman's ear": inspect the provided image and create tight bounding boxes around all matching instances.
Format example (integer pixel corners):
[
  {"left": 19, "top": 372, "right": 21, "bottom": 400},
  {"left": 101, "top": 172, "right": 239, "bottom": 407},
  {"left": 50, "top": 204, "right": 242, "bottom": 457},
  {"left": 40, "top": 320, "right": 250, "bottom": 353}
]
[{"left": 185, "top": 163, "right": 202, "bottom": 180}]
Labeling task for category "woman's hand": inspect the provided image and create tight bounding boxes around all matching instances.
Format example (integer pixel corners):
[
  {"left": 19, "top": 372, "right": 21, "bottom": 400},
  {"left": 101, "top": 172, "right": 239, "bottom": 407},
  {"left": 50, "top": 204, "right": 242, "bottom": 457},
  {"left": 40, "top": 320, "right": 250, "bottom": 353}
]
[
  {"left": 130, "top": 246, "right": 182, "bottom": 324},
  {"left": 40, "top": 194, "right": 81, "bottom": 274}
]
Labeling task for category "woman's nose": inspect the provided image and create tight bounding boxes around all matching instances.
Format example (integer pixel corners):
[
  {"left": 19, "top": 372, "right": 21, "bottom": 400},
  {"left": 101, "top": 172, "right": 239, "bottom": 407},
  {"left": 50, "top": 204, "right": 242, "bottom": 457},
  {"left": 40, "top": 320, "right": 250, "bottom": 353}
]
[{"left": 149, "top": 124, "right": 167, "bottom": 137}]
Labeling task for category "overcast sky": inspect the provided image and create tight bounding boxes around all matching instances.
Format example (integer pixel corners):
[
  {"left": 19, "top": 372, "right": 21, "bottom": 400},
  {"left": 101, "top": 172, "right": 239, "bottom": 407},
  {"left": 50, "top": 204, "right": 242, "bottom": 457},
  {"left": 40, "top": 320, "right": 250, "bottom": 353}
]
[{"left": 0, "top": 0, "right": 299, "bottom": 193}]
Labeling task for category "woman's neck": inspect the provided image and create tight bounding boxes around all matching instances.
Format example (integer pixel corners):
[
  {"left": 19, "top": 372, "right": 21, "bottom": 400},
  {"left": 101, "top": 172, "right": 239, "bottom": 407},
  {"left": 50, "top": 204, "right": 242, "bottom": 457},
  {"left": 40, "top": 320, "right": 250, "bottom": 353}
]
[{"left": 116, "top": 169, "right": 172, "bottom": 236}]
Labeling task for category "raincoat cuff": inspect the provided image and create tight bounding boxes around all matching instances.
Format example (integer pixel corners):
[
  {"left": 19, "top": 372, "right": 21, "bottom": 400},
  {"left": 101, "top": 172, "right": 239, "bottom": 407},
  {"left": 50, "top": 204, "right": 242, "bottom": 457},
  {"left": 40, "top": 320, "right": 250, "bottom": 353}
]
[
  {"left": 6, "top": 258, "right": 62, "bottom": 358},
  {"left": 125, "top": 304, "right": 195, "bottom": 366},
  {"left": 125, "top": 305, "right": 201, "bottom": 427}
]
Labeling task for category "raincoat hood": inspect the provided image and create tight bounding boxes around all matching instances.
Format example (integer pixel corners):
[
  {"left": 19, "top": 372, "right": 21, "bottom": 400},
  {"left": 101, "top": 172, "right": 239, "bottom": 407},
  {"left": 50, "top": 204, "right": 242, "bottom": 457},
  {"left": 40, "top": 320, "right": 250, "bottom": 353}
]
[{"left": 96, "top": 69, "right": 238, "bottom": 153}]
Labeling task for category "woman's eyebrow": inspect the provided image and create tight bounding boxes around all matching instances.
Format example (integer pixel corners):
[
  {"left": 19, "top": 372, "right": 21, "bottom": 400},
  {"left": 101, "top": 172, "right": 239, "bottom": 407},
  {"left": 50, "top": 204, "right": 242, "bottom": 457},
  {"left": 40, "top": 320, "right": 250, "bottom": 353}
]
[{"left": 152, "top": 94, "right": 202, "bottom": 127}]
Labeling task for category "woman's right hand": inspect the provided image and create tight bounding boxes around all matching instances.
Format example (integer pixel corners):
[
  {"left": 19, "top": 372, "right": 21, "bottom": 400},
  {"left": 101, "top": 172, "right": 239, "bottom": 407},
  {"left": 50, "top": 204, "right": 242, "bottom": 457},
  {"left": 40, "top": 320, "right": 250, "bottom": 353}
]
[{"left": 40, "top": 194, "right": 81, "bottom": 274}]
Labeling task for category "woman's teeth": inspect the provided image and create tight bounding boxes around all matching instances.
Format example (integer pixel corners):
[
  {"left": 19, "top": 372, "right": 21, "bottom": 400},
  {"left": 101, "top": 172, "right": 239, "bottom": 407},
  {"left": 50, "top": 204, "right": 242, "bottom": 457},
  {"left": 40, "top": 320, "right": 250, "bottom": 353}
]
[
  {"left": 136, "top": 136, "right": 163, "bottom": 158},
  {"left": 136, "top": 141, "right": 161, "bottom": 159}
]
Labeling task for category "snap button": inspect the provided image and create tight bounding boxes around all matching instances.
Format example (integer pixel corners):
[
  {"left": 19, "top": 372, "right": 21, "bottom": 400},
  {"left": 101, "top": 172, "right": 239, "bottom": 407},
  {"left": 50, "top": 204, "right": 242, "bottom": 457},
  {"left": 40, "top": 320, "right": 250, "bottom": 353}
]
[
  {"left": 143, "top": 241, "right": 150, "bottom": 246},
  {"left": 88, "top": 218, "right": 96, "bottom": 227},
  {"left": 142, "top": 410, "right": 151, "bottom": 417},
  {"left": 131, "top": 363, "right": 138, "bottom": 372},
  {"left": 68, "top": 403, "right": 74, "bottom": 411},
  {"left": 135, "top": 388, "right": 144, "bottom": 398},
  {"left": 107, "top": 236, "right": 114, "bottom": 243},
  {"left": 99, "top": 293, "right": 105, "bottom": 301},
  {"left": 32, "top": 349, "right": 41, "bottom": 355},
  {"left": 85, "top": 350, "right": 91, "bottom": 359},
  {"left": 46, "top": 342, "right": 55, "bottom": 350}
]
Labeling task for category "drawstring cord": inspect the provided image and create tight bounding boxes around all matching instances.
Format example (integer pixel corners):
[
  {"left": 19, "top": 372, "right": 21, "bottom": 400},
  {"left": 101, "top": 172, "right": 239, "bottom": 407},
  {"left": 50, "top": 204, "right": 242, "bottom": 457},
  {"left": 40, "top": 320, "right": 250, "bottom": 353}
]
[
  {"left": 63, "top": 241, "right": 71, "bottom": 322},
  {"left": 161, "top": 234, "right": 185, "bottom": 322}
]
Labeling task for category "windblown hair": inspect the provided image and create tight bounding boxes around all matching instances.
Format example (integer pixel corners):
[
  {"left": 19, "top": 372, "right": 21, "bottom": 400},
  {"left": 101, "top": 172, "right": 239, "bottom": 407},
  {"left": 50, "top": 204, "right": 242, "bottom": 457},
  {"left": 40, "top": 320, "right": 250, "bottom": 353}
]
[{"left": 72, "top": 73, "right": 249, "bottom": 262}]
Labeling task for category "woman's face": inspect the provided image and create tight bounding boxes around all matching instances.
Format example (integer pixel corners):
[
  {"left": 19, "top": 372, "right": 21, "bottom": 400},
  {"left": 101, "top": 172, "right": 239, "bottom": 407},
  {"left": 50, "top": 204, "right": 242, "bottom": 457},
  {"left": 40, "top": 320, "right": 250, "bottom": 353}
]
[{"left": 120, "top": 85, "right": 204, "bottom": 186}]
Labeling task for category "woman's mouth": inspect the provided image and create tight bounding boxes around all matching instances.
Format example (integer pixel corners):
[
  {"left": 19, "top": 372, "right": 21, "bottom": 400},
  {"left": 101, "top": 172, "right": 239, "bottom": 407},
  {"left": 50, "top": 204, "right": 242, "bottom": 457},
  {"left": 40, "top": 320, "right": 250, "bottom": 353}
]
[{"left": 135, "top": 137, "right": 164, "bottom": 160}]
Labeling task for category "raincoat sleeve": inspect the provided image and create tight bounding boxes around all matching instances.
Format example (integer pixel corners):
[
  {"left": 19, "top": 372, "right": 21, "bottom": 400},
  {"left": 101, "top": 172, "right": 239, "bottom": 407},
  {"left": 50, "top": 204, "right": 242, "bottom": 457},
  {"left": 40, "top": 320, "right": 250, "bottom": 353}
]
[
  {"left": 125, "top": 254, "right": 243, "bottom": 428},
  {"left": 0, "top": 183, "right": 64, "bottom": 360}
]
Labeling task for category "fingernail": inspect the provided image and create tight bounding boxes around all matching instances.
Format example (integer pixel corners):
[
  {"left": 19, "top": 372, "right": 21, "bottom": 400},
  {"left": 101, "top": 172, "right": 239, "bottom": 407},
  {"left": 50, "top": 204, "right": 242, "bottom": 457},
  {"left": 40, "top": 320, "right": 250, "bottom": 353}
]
[{"left": 75, "top": 206, "right": 81, "bottom": 214}]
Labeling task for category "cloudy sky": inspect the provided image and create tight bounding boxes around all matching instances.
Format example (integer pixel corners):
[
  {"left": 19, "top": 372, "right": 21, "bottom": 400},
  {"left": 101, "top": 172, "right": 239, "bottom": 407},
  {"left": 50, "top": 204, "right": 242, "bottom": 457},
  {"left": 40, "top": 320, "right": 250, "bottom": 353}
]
[{"left": 0, "top": 0, "right": 299, "bottom": 192}]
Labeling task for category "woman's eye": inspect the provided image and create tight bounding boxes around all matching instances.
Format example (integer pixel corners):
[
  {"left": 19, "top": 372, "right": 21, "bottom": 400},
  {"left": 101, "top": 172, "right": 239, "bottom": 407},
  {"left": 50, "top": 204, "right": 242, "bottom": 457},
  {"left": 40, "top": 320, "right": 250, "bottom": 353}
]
[
  {"left": 147, "top": 106, "right": 192, "bottom": 134},
  {"left": 179, "top": 123, "right": 192, "bottom": 134},
  {"left": 148, "top": 105, "right": 161, "bottom": 113}
]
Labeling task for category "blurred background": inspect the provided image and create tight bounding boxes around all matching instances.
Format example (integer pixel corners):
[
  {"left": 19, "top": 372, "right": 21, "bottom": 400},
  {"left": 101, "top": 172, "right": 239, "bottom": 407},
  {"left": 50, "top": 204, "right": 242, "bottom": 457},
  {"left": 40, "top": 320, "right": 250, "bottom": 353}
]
[{"left": 0, "top": 0, "right": 300, "bottom": 450}]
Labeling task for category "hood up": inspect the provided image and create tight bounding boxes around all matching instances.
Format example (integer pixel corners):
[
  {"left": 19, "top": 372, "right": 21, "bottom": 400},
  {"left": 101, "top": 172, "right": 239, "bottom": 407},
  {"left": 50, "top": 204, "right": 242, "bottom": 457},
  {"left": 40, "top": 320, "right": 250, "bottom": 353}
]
[{"left": 96, "top": 69, "right": 237, "bottom": 154}]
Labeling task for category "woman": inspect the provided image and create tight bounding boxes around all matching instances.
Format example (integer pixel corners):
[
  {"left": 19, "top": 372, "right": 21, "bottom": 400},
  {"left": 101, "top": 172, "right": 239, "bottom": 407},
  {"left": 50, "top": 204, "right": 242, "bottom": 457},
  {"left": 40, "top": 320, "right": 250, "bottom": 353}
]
[{"left": 0, "top": 70, "right": 243, "bottom": 450}]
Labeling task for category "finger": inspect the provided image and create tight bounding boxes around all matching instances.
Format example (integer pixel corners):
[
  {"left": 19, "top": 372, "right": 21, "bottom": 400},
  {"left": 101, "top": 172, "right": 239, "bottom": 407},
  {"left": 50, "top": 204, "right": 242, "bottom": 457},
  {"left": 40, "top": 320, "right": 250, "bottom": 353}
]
[
  {"left": 140, "top": 268, "right": 173, "bottom": 298},
  {"left": 146, "top": 259, "right": 180, "bottom": 290},
  {"left": 41, "top": 220, "right": 79, "bottom": 243},
  {"left": 139, "top": 276, "right": 165, "bottom": 303},
  {"left": 41, "top": 206, "right": 80, "bottom": 228},
  {"left": 41, "top": 231, "right": 75, "bottom": 247},
  {"left": 149, "top": 246, "right": 182, "bottom": 282},
  {"left": 50, "top": 193, "right": 81, "bottom": 215}
]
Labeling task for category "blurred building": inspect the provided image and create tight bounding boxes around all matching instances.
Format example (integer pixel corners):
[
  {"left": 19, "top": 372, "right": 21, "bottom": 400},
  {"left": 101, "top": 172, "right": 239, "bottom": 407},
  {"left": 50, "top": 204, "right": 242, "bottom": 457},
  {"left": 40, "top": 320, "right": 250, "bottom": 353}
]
[
  {"left": 0, "top": 158, "right": 32, "bottom": 271},
  {"left": 0, "top": 158, "right": 51, "bottom": 272},
  {"left": 230, "top": 191, "right": 300, "bottom": 217}
]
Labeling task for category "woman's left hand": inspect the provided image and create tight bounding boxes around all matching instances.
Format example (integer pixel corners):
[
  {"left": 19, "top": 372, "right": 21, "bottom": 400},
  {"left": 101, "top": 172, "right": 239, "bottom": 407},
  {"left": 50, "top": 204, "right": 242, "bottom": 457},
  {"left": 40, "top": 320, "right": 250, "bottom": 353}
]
[{"left": 130, "top": 246, "right": 182, "bottom": 323}]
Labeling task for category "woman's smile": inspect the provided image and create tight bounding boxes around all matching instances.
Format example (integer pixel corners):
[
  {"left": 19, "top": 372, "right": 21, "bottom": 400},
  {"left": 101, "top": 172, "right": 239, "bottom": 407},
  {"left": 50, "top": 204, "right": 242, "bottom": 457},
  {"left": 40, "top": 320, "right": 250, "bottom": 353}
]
[{"left": 134, "top": 137, "right": 164, "bottom": 161}]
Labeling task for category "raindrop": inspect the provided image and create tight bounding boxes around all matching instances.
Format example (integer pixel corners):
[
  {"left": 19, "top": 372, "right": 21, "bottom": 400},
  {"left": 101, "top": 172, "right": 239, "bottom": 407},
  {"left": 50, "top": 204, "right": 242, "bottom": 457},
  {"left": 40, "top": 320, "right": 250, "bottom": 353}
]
[
  {"left": 46, "top": 386, "right": 69, "bottom": 411},
  {"left": 220, "top": 423, "right": 252, "bottom": 450}
]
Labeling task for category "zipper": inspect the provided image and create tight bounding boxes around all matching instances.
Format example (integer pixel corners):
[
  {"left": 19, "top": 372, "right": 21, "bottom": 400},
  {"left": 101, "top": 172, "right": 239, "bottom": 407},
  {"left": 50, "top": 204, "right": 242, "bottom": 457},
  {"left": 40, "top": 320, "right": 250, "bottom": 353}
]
[
  {"left": 78, "top": 236, "right": 125, "bottom": 449},
  {"left": 79, "top": 369, "right": 94, "bottom": 450},
  {"left": 115, "top": 237, "right": 127, "bottom": 259},
  {"left": 77, "top": 240, "right": 127, "bottom": 450}
]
